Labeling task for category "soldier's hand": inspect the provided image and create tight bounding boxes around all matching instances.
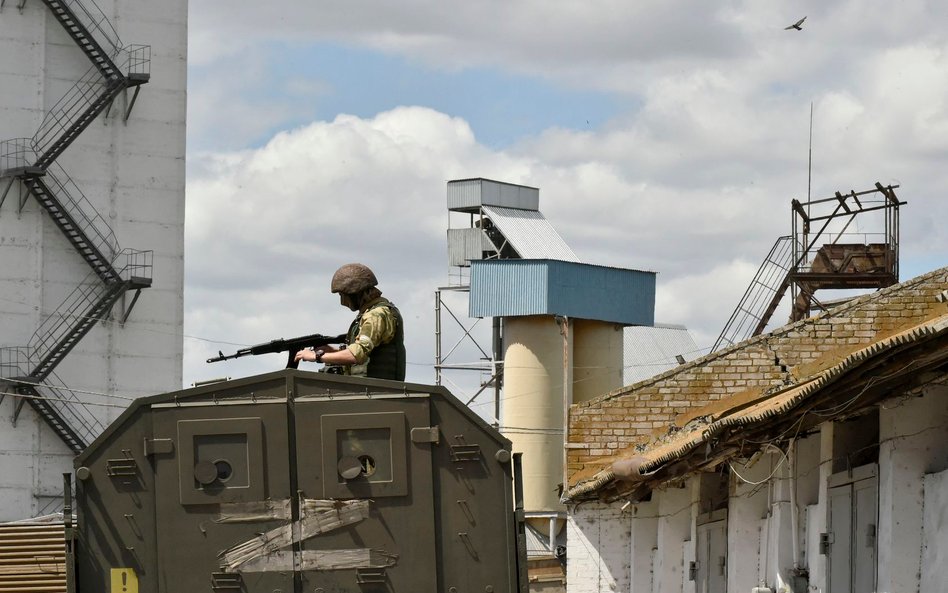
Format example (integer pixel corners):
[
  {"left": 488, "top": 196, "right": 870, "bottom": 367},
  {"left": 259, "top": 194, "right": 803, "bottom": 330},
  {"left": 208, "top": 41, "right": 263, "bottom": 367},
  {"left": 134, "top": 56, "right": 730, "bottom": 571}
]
[{"left": 295, "top": 349, "right": 324, "bottom": 363}]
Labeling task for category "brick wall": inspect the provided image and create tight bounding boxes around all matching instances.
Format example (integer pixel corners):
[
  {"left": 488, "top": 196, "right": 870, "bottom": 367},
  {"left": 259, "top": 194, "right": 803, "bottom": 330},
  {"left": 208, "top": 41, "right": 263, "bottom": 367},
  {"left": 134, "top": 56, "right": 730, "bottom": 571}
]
[{"left": 567, "top": 267, "right": 948, "bottom": 478}]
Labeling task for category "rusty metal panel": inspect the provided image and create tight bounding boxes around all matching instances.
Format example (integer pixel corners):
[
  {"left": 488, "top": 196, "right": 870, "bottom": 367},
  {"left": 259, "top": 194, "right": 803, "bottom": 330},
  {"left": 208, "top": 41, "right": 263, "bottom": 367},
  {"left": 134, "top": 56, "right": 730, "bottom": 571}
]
[{"left": 809, "top": 243, "right": 892, "bottom": 274}]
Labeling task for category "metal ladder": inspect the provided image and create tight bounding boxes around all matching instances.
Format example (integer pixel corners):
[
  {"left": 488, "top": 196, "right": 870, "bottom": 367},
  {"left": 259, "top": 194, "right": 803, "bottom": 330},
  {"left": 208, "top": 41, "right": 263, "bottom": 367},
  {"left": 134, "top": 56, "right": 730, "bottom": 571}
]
[{"left": 713, "top": 236, "right": 798, "bottom": 352}]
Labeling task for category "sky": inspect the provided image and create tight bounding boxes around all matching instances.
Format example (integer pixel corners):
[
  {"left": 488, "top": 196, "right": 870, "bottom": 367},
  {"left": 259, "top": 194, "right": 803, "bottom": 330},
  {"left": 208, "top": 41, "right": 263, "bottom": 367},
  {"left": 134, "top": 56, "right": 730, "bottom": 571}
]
[{"left": 183, "top": 1, "right": 948, "bottom": 419}]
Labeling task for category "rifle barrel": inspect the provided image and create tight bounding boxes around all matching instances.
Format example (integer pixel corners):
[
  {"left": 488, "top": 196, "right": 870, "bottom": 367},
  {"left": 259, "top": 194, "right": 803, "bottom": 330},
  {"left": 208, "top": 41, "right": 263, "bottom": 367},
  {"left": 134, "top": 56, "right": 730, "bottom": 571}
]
[{"left": 205, "top": 333, "right": 346, "bottom": 364}]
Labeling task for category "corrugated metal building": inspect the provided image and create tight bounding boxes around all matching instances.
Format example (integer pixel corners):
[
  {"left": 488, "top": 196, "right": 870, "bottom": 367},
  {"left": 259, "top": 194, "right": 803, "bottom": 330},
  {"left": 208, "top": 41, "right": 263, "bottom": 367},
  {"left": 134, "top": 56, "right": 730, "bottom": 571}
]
[
  {"left": 469, "top": 259, "right": 654, "bottom": 325},
  {"left": 623, "top": 323, "right": 700, "bottom": 384}
]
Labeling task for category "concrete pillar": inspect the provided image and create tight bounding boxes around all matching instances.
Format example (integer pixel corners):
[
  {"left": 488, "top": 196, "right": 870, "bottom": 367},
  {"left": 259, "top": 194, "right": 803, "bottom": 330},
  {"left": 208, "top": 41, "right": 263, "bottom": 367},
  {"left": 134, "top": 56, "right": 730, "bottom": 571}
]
[
  {"left": 768, "top": 461, "right": 798, "bottom": 591},
  {"left": 655, "top": 485, "right": 692, "bottom": 593},
  {"left": 628, "top": 500, "right": 659, "bottom": 593},
  {"left": 877, "top": 384, "right": 948, "bottom": 593},
  {"left": 729, "top": 467, "right": 769, "bottom": 590},
  {"left": 566, "top": 503, "right": 631, "bottom": 593}
]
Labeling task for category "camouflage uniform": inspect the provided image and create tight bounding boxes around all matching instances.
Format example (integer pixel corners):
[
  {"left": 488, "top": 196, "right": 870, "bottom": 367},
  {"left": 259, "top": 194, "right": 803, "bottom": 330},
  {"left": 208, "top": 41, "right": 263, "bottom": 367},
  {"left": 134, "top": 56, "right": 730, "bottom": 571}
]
[{"left": 344, "top": 296, "right": 405, "bottom": 379}]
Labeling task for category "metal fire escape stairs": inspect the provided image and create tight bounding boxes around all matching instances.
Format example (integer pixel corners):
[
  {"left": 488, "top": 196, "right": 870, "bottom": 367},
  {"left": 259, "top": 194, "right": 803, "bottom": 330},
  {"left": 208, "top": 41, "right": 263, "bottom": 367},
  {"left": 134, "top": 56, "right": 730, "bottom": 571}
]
[
  {"left": 713, "top": 184, "right": 904, "bottom": 353},
  {"left": 0, "top": 0, "right": 152, "bottom": 453}
]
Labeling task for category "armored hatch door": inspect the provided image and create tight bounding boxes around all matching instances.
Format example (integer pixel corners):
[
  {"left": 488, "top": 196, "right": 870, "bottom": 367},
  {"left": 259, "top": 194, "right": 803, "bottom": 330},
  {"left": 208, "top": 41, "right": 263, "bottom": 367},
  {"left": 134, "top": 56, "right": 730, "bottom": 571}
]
[
  {"left": 294, "top": 394, "right": 437, "bottom": 592},
  {"left": 150, "top": 398, "right": 293, "bottom": 593}
]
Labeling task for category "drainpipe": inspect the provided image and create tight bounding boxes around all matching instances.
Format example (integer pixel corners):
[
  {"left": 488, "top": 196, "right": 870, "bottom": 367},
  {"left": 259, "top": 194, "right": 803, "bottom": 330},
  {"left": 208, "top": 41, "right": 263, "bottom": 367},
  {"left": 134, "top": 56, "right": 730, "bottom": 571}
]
[{"left": 556, "top": 315, "right": 570, "bottom": 496}]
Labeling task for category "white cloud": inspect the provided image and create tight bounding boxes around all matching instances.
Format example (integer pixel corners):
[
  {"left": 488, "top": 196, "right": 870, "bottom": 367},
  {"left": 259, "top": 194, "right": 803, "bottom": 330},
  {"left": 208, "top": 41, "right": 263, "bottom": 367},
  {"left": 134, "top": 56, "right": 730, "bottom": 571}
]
[{"left": 184, "top": 0, "right": 948, "bottom": 399}]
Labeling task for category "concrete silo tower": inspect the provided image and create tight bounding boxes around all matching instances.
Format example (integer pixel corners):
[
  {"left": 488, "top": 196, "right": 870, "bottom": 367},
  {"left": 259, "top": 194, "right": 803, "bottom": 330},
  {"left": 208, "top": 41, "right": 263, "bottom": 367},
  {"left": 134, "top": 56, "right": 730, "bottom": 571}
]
[
  {"left": 443, "top": 179, "right": 655, "bottom": 545},
  {"left": 0, "top": 0, "right": 186, "bottom": 519}
]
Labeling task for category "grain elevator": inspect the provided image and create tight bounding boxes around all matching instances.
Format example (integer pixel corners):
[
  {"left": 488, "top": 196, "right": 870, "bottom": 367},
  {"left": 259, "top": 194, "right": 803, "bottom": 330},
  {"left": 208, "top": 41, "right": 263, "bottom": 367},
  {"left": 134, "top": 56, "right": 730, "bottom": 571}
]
[{"left": 0, "top": 0, "right": 187, "bottom": 520}]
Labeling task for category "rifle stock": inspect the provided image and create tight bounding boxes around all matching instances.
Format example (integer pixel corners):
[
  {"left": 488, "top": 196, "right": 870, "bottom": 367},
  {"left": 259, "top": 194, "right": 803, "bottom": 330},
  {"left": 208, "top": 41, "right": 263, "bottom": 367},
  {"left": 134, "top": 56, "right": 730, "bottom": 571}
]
[{"left": 207, "top": 332, "right": 347, "bottom": 368}]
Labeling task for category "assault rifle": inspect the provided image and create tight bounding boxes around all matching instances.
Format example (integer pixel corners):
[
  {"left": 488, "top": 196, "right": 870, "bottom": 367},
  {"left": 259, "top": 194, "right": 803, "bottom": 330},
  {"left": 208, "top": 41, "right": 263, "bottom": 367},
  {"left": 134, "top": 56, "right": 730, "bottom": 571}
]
[{"left": 207, "top": 332, "right": 347, "bottom": 369}]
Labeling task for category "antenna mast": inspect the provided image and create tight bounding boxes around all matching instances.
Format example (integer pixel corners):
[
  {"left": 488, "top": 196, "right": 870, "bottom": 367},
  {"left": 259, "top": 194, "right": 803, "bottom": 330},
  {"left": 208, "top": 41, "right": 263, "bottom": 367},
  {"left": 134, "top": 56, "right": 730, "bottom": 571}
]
[{"left": 808, "top": 102, "right": 813, "bottom": 206}]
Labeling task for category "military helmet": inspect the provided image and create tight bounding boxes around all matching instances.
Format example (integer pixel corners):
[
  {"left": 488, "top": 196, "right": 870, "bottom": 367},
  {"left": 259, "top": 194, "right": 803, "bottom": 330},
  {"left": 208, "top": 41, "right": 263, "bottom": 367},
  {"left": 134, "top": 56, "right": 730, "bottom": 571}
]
[{"left": 331, "top": 263, "right": 378, "bottom": 294}]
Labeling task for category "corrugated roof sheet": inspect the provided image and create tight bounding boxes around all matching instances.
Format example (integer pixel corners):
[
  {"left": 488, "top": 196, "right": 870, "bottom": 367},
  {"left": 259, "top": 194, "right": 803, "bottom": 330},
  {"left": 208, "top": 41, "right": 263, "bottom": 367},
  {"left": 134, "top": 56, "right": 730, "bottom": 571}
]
[
  {"left": 482, "top": 206, "right": 579, "bottom": 262},
  {"left": 566, "top": 311, "right": 948, "bottom": 502},
  {"left": 0, "top": 521, "right": 66, "bottom": 592},
  {"left": 623, "top": 324, "right": 700, "bottom": 384}
]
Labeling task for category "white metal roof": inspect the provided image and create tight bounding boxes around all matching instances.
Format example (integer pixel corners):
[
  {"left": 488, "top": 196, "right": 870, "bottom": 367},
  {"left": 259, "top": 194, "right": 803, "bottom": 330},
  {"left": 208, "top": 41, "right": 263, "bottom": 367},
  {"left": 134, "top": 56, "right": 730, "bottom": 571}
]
[
  {"left": 481, "top": 205, "right": 579, "bottom": 262},
  {"left": 623, "top": 323, "right": 700, "bottom": 384}
]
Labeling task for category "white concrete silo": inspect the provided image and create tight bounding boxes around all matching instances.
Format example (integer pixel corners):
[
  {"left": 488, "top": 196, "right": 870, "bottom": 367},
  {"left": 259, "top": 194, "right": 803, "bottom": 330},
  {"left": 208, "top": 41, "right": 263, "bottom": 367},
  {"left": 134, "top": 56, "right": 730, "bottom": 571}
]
[
  {"left": 0, "top": 0, "right": 186, "bottom": 519},
  {"left": 443, "top": 180, "right": 656, "bottom": 539},
  {"left": 503, "top": 316, "right": 625, "bottom": 522}
]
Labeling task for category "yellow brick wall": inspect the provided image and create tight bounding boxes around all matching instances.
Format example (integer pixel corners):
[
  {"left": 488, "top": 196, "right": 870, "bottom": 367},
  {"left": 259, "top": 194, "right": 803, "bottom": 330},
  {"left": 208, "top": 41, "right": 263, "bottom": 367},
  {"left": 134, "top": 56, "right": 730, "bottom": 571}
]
[{"left": 567, "top": 267, "right": 948, "bottom": 477}]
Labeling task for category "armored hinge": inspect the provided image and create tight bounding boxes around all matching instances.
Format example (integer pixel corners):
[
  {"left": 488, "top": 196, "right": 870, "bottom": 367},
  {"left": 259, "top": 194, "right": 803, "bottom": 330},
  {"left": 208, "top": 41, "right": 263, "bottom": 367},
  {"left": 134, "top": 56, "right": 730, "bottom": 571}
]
[
  {"left": 144, "top": 437, "right": 174, "bottom": 456},
  {"left": 411, "top": 426, "right": 440, "bottom": 444}
]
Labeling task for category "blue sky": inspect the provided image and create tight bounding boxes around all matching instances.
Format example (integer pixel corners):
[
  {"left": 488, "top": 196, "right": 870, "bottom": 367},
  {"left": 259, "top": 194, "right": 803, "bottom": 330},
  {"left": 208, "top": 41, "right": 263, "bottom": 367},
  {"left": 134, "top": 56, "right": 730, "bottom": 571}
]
[{"left": 189, "top": 41, "right": 624, "bottom": 152}]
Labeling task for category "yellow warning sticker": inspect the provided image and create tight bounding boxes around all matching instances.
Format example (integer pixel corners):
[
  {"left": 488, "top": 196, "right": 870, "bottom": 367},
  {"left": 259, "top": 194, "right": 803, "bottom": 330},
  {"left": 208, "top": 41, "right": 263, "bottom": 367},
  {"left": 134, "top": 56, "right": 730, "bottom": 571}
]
[{"left": 110, "top": 568, "right": 138, "bottom": 593}]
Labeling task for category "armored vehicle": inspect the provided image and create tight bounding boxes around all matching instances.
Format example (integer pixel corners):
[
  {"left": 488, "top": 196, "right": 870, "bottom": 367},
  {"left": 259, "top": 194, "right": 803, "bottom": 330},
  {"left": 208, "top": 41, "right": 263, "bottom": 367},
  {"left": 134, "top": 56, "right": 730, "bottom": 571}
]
[{"left": 70, "top": 370, "right": 526, "bottom": 592}]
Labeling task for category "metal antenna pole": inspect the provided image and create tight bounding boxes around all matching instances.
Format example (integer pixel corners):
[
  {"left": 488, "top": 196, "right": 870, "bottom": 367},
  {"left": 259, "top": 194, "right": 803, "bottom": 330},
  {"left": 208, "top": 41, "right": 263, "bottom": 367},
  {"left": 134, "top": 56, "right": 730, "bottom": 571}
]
[{"left": 808, "top": 102, "right": 813, "bottom": 208}]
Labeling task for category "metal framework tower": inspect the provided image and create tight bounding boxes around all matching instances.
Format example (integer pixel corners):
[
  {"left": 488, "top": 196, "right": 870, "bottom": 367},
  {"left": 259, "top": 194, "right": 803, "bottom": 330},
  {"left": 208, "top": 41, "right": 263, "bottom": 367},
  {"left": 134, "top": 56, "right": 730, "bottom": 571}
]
[{"left": 714, "top": 183, "right": 905, "bottom": 351}]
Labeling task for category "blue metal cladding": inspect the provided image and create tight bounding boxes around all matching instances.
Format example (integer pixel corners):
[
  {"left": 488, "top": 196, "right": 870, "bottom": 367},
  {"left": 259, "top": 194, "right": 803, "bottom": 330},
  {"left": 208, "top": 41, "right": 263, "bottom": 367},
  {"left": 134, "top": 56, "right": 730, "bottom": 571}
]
[{"left": 469, "top": 259, "right": 656, "bottom": 326}]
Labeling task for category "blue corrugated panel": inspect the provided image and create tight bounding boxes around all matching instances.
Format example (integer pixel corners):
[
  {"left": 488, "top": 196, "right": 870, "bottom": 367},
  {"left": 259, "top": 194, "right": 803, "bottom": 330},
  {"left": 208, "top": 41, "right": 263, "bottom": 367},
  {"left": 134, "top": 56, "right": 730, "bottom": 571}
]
[{"left": 469, "top": 259, "right": 655, "bottom": 326}]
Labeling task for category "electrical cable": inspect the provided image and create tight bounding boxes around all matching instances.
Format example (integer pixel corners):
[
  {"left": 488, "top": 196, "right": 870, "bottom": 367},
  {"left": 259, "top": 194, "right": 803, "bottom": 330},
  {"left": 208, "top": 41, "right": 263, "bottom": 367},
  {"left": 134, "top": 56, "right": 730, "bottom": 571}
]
[
  {"left": 2, "top": 376, "right": 137, "bottom": 401},
  {"left": 730, "top": 444, "right": 790, "bottom": 486},
  {"left": 0, "top": 390, "right": 127, "bottom": 409}
]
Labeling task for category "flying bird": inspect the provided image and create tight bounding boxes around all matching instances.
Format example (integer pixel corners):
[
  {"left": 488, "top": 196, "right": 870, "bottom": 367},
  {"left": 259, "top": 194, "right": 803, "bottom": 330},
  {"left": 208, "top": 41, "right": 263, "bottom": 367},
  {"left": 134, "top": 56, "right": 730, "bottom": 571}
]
[{"left": 785, "top": 16, "right": 806, "bottom": 31}]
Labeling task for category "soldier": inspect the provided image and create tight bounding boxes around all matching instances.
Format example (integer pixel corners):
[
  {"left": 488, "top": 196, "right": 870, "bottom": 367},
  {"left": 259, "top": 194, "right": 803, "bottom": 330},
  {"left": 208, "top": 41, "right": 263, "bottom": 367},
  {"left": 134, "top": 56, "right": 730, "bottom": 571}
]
[{"left": 295, "top": 263, "right": 406, "bottom": 380}]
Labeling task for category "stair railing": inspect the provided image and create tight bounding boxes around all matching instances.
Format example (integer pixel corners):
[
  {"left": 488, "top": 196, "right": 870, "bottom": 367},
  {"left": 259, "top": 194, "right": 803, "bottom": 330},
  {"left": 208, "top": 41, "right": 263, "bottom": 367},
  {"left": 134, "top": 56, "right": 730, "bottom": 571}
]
[
  {"left": 713, "top": 235, "right": 799, "bottom": 351},
  {"left": 32, "top": 65, "right": 112, "bottom": 156},
  {"left": 52, "top": 0, "right": 123, "bottom": 57},
  {"left": 35, "top": 369, "right": 105, "bottom": 443},
  {"left": 25, "top": 250, "right": 153, "bottom": 378},
  {"left": 0, "top": 138, "right": 37, "bottom": 176},
  {"left": 36, "top": 163, "right": 120, "bottom": 262}
]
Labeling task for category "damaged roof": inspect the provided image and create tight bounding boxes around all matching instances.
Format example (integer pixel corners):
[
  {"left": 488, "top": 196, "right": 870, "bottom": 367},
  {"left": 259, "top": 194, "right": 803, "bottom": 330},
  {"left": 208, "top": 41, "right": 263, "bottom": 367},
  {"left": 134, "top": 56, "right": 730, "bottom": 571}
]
[{"left": 565, "top": 269, "right": 948, "bottom": 503}]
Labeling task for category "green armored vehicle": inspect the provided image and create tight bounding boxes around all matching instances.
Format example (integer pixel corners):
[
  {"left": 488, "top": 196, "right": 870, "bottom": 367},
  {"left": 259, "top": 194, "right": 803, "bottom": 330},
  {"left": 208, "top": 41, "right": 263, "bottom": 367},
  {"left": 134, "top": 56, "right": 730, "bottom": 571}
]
[{"left": 69, "top": 370, "right": 526, "bottom": 592}]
